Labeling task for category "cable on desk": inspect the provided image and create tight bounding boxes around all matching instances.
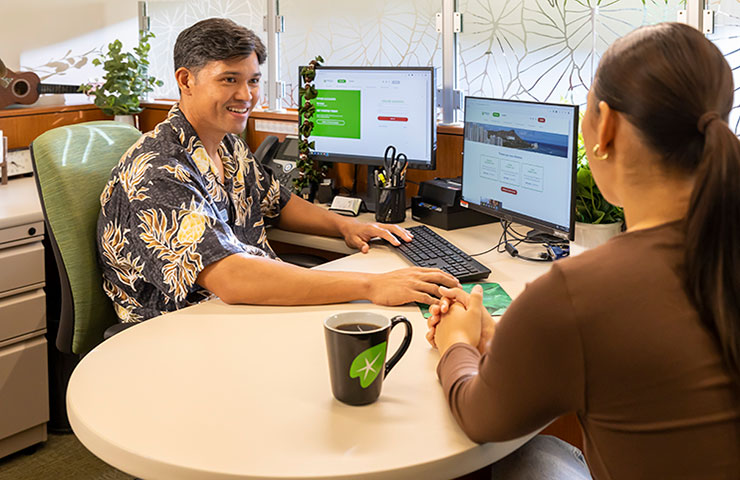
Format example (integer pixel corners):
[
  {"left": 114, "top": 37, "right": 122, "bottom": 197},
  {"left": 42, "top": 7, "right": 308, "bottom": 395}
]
[
  {"left": 470, "top": 220, "right": 569, "bottom": 262},
  {"left": 470, "top": 219, "right": 509, "bottom": 257}
]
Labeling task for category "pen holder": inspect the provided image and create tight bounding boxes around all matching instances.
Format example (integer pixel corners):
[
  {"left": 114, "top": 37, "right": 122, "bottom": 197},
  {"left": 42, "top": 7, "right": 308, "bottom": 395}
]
[{"left": 375, "top": 184, "right": 406, "bottom": 223}]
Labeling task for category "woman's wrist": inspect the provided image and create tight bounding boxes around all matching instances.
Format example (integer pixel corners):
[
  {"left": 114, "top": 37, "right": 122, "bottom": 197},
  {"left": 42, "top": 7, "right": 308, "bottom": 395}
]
[{"left": 438, "top": 331, "right": 477, "bottom": 357}]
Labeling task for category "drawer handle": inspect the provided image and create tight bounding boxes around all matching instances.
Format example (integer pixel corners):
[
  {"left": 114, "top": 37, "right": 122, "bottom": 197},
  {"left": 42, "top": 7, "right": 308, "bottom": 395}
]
[{"left": 28, "top": 227, "right": 36, "bottom": 236}]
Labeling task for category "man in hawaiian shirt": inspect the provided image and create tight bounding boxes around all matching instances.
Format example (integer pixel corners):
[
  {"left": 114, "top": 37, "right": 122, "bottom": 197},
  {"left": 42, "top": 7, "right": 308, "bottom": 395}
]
[{"left": 97, "top": 18, "right": 459, "bottom": 322}]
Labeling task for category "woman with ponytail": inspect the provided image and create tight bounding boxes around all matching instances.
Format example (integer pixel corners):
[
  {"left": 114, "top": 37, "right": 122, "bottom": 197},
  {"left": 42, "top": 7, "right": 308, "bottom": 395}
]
[{"left": 427, "top": 23, "right": 740, "bottom": 479}]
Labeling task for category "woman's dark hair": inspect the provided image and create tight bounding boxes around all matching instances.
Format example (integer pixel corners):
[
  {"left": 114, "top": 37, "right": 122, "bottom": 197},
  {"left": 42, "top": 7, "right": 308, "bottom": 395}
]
[
  {"left": 592, "top": 22, "right": 740, "bottom": 381},
  {"left": 174, "top": 18, "right": 266, "bottom": 72}
]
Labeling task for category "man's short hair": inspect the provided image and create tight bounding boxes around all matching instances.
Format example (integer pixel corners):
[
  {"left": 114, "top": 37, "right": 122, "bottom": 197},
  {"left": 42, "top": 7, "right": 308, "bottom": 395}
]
[{"left": 174, "top": 18, "right": 267, "bottom": 72}]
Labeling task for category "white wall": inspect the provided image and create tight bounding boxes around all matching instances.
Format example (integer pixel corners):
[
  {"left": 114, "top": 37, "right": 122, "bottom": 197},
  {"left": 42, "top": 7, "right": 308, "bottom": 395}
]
[{"left": 0, "top": 0, "right": 139, "bottom": 105}]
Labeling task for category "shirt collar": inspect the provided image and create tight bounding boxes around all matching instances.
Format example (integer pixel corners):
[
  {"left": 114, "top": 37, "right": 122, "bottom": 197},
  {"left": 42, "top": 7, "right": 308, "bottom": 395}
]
[{"left": 166, "top": 103, "right": 238, "bottom": 180}]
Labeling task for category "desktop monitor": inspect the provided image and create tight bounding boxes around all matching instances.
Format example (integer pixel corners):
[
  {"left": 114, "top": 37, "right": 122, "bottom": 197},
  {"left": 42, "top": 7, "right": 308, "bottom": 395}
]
[
  {"left": 299, "top": 66, "right": 437, "bottom": 170},
  {"left": 461, "top": 97, "right": 579, "bottom": 240}
]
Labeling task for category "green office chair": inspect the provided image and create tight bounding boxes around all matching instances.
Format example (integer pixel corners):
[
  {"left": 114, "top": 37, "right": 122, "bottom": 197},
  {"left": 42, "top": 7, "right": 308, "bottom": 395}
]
[{"left": 31, "top": 121, "right": 142, "bottom": 355}]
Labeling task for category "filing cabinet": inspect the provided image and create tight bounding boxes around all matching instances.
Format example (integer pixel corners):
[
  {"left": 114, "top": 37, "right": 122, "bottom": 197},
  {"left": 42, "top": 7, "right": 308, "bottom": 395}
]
[{"left": 0, "top": 177, "right": 48, "bottom": 458}]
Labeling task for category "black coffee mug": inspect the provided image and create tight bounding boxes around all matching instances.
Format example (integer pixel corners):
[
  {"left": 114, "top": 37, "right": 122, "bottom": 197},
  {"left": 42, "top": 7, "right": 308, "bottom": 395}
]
[{"left": 324, "top": 312, "right": 413, "bottom": 406}]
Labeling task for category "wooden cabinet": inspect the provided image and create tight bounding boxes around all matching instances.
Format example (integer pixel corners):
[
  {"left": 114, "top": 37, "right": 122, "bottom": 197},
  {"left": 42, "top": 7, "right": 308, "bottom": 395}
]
[
  {"left": 0, "top": 104, "right": 110, "bottom": 150},
  {"left": 0, "top": 177, "right": 48, "bottom": 458}
]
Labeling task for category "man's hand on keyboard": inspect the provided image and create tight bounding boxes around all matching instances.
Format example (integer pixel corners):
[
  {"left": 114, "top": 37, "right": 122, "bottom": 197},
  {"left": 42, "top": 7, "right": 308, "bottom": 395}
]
[
  {"left": 368, "top": 268, "right": 460, "bottom": 306},
  {"left": 339, "top": 220, "right": 413, "bottom": 254}
]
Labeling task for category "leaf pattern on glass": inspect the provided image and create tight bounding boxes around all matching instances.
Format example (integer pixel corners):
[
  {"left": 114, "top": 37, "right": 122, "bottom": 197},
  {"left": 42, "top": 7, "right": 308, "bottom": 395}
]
[
  {"left": 101, "top": 220, "right": 145, "bottom": 289},
  {"left": 279, "top": 0, "right": 441, "bottom": 107},
  {"left": 148, "top": 0, "right": 264, "bottom": 99},
  {"left": 119, "top": 151, "right": 156, "bottom": 203},
  {"left": 137, "top": 197, "right": 210, "bottom": 302},
  {"left": 460, "top": 0, "right": 683, "bottom": 107},
  {"left": 707, "top": 0, "right": 740, "bottom": 134},
  {"left": 458, "top": 0, "right": 526, "bottom": 100}
]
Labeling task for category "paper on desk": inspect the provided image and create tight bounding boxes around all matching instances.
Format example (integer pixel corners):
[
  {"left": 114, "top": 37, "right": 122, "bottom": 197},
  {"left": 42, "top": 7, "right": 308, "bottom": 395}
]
[{"left": 417, "top": 282, "right": 512, "bottom": 319}]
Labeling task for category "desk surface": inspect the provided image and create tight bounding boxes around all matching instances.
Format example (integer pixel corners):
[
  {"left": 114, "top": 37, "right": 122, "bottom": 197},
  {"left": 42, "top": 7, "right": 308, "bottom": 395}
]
[{"left": 68, "top": 221, "right": 551, "bottom": 480}]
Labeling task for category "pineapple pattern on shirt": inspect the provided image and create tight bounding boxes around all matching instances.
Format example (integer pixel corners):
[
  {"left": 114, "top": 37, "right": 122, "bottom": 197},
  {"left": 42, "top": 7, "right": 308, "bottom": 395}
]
[{"left": 97, "top": 104, "right": 292, "bottom": 322}]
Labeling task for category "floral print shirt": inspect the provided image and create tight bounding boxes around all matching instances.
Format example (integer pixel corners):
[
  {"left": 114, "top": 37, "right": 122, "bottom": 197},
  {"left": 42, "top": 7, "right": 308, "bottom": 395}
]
[{"left": 97, "top": 104, "right": 292, "bottom": 322}]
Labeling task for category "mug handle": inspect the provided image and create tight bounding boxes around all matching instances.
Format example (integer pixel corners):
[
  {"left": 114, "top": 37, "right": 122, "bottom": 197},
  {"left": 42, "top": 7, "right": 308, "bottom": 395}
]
[{"left": 384, "top": 315, "right": 413, "bottom": 377}]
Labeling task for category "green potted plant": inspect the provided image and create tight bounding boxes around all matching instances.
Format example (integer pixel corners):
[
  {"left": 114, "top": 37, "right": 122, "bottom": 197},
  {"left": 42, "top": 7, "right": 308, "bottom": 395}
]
[
  {"left": 295, "top": 55, "right": 329, "bottom": 199},
  {"left": 573, "top": 129, "right": 625, "bottom": 251},
  {"left": 81, "top": 32, "right": 162, "bottom": 126}
]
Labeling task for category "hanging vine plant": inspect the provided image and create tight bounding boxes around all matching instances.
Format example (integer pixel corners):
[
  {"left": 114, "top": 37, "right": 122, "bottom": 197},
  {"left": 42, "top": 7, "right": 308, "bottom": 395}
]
[{"left": 294, "top": 55, "right": 329, "bottom": 197}]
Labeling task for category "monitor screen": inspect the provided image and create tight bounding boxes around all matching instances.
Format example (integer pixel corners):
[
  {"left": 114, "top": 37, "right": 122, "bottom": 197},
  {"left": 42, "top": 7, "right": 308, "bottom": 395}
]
[
  {"left": 299, "top": 66, "right": 437, "bottom": 170},
  {"left": 461, "top": 97, "right": 578, "bottom": 240}
]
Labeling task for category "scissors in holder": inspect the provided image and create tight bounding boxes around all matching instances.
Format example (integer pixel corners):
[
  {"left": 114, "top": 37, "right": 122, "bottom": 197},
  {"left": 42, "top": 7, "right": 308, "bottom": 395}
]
[{"left": 383, "top": 145, "right": 408, "bottom": 187}]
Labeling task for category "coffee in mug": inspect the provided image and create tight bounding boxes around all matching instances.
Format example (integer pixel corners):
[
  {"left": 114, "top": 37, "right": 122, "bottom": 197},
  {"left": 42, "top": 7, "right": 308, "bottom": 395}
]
[{"left": 324, "top": 312, "right": 412, "bottom": 405}]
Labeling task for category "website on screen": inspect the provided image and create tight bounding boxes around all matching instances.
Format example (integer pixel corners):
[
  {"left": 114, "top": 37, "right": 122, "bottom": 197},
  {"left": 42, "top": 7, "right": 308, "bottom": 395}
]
[
  {"left": 462, "top": 98, "right": 576, "bottom": 230},
  {"left": 309, "top": 69, "right": 433, "bottom": 163}
]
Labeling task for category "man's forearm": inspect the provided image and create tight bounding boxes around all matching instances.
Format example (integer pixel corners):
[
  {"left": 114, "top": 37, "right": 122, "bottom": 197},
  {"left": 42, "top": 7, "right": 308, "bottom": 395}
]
[
  {"left": 276, "top": 194, "right": 351, "bottom": 238},
  {"left": 197, "top": 253, "right": 371, "bottom": 305}
]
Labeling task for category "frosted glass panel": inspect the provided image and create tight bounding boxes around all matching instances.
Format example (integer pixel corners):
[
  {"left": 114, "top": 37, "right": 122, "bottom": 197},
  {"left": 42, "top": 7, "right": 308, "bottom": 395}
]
[
  {"left": 707, "top": 0, "right": 740, "bottom": 134},
  {"left": 148, "top": 0, "right": 266, "bottom": 100},
  {"left": 280, "top": 0, "right": 442, "bottom": 107},
  {"left": 458, "top": 0, "right": 681, "bottom": 107}
]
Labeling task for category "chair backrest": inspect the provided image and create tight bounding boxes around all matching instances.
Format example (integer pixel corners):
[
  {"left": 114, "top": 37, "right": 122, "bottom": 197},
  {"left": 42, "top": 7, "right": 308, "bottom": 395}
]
[{"left": 31, "top": 121, "right": 141, "bottom": 354}]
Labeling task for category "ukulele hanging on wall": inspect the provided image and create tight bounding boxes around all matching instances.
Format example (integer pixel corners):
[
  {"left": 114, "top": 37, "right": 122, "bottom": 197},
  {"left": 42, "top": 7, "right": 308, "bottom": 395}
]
[{"left": 0, "top": 59, "right": 83, "bottom": 109}]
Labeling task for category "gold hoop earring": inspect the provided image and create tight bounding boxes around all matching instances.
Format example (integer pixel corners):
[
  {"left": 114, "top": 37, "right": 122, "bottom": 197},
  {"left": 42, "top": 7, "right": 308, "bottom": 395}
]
[{"left": 592, "top": 144, "right": 609, "bottom": 161}]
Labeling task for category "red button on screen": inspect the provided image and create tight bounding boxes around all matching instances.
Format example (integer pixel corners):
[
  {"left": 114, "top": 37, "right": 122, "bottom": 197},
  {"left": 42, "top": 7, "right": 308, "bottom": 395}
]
[
  {"left": 377, "top": 116, "right": 409, "bottom": 122},
  {"left": 501, "top": 187, "right": 518, "bottom": 195},
  {"left": 537, "top": 117, "right": 546, "bottom": 123}
]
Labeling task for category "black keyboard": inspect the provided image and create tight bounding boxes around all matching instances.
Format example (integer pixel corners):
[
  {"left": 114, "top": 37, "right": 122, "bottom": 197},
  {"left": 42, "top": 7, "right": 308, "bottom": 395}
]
[{"left": 394, "top": 225, "right": 491, "bottom": 283}]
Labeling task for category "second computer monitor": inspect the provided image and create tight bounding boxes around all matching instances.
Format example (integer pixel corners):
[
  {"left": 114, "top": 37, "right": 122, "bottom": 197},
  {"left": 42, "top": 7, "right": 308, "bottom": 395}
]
[
  {"left": 461, "top": 97, "right": 579, "bottom": 240},
  {"left": 300, "top": 66, "right": 437, "bottom": 170}
]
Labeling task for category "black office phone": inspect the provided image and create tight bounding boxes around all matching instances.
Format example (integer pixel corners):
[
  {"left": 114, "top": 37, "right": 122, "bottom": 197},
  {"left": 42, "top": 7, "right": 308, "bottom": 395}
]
[{"left": 253, "top": 135, "right": 300, "bottom": 191}]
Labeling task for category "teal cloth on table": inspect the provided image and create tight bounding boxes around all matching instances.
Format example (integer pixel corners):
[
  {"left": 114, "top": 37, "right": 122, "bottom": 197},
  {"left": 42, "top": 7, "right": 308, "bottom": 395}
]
[{"left": 417, "top": 282, "right": 512, "bottom": 319}]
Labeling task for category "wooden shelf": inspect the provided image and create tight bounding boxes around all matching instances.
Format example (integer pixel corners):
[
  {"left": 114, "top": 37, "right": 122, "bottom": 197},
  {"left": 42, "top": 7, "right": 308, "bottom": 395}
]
[{"left": 0, "top": 103, "right": 110, "bottom": 150}]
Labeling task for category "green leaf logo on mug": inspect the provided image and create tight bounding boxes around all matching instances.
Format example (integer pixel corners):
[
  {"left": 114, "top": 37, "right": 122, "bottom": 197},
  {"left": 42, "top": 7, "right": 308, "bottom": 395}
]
[{"left": 349, "top": 342, "right": 387, "bottom": 388}]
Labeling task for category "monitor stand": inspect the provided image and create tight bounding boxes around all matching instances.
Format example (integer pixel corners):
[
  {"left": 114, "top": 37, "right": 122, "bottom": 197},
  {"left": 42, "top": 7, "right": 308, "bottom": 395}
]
[{"left": 525, "top": 229, "right": 565, "bottom": 244}]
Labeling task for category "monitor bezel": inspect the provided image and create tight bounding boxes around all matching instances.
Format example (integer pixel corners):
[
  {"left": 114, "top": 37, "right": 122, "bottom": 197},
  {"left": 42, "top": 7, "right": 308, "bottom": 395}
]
[
  {"left": 461, "top": 96, "right": 579, "bottom": 241},
  {"left": 298, "top": 65, "right": 437, "bottom": 170}
]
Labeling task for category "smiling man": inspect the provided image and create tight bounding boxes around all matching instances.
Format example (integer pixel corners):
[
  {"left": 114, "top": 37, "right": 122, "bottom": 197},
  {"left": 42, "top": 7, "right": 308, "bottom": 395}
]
[{"left": 96, "top": 18, "right": 458, "bottom": 322}]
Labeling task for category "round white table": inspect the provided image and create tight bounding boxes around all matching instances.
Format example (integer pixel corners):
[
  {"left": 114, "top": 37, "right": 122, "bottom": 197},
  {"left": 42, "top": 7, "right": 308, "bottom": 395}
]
[{"left": 68, "top": 233, "right": 545, "bottom": 480}]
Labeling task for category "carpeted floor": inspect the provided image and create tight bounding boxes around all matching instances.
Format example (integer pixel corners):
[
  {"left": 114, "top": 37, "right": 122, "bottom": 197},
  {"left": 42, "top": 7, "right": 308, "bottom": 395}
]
[{"left": 0, "top": 433, "right": 133, "bottom": 480}]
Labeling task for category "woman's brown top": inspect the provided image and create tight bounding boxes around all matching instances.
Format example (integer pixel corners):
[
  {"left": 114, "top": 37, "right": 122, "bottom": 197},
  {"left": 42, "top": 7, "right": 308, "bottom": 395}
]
[{"left": 437, "top": 221, "right": 739, "bottom": 479}]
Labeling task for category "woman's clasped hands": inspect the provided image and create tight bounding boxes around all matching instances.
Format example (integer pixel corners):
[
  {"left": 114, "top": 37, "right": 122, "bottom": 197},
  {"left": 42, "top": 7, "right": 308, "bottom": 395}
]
[{"left": 426, "top": 284, "right": 496, "bottom": 356}]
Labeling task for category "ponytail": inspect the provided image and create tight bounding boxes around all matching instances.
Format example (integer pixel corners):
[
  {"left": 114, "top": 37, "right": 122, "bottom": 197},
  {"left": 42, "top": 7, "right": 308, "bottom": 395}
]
[
  {"left": 593, "top": 23, "right": 740, "bottom": 381},
  {"left": 686, "top": 115, "right": 740, "bottom": 381}
]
